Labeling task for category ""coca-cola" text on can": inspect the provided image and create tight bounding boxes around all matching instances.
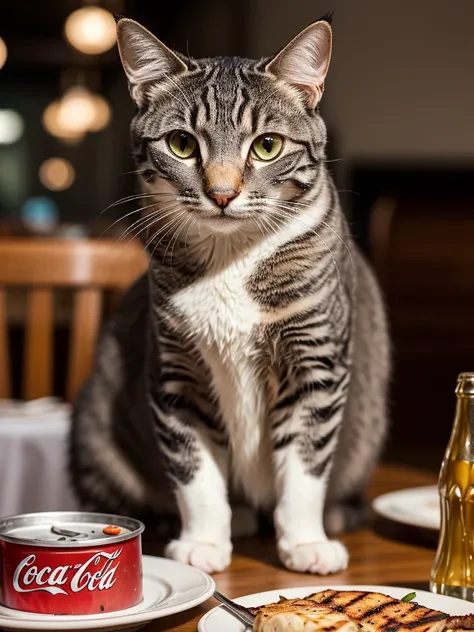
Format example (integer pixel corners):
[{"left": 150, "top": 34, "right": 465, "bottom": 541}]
[{"left": 0, "top": 512, "right": 144, "bottom": 615}]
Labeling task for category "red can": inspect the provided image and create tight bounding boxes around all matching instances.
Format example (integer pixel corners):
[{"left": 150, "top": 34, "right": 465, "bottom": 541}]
[{"left": 0, "top": 512, "right": 144, "bottom": 615}]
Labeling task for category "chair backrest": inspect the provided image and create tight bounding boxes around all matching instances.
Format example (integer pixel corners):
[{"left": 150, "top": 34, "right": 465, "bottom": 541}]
[{"left": 0, "top": 238, "right": 148, "bottom": 402}]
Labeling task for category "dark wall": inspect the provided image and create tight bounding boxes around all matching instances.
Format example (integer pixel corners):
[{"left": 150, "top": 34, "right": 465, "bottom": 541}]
[{"left": 351, "top": 165, "right": 474, "bottom": 472}]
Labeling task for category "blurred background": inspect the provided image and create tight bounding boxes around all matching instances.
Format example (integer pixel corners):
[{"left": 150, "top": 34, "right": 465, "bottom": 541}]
[{"left": 1, "top": 0, "right": 474, "bottom": 483}]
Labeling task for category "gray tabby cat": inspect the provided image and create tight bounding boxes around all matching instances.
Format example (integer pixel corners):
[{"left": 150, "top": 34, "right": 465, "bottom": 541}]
[{"left": 70, "top": 15, "right": 390, "bottom": 575}]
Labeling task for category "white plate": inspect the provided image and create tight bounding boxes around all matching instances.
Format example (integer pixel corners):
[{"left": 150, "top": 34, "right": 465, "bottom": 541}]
[
  {"left": 0, "top": 555, "right": 215, "bottom": 631},
  {"left": 372, "top": 485, "right": 440, "bottom": 530},
  {"left": 199, "top": 585, "right": 473, "bottom": 632}
]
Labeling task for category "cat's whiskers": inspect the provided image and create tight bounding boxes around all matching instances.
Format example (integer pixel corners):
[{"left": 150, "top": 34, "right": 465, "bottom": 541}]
[
  {"left": 265, "top": 196, "right": 347, "bottom": 220},
  {"left": 319, "top": 219, "right": 354, "bottom": 267},
  {"left": 268, "top": 195, "right": 354, "bottom": 261},
  {"left": 261, "top": 195, "right": 342, "bottom": 226},
  {"left": 121, "top": 207, "right": 184, "bottom": 254},
  {"left": 256, "top": 215, "right": 276, "bottom": 241},
  {"left": 268, "top": 205, "right": 343, "bottom": 288},
  {"left": 120, "top": 168, "right": 152, "bottom": 176},
  {"left": 168, "top": 213, "right": 195, "bottom": 268},
  {"left": 257, "top": 213, "right": 282, "bottom": 241},
  {"left": 162, "top": 210, "right": 189, "bottom": 264},
  {"left": 271, "top": 207, "right": 342, "bottom": 278},
  {"left": 118, "top": 202, "right": 182, "bottom": 245},
  {"left": 336, "top": 188, "right": 361, "bottom": 198},
  {"left": 144, "top": 215, "right": 180, "bottom": 257},
  {"left": 100, "top": 191, "right": 172, "bottom": 216},
  {"left": 147, "top": 208, "right": 188, "bottom": 259},
  {"left": 249, "top": 217, "right": 264, "bottom": 240},
  {"left": 104, "top": 199, "right": 168, "bottom": 239},
  {"left": 267, "top": 196, "right": 353, "bottom": 266},
  {"left": 118, "top": 210, "right": 161, "bottom": 244},
  {"left": 140, "top": 204, "right": 185, "bottom": 248},
  {"left": 184, "top": 216, "right": 197, "bottom": 255},
  {"left": 151, "top": 211, "right": 188, "bottom": 262}
]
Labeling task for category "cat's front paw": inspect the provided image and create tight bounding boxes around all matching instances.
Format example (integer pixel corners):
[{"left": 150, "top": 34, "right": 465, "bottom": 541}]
[
  {"left": 278, "top": 538, "right": 348, "bottom": 574},
  {"left": 165, "top": 539, "right": 232, "bottom": 574}
]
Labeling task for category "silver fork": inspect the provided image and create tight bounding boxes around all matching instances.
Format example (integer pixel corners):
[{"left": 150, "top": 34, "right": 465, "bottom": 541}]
[{"left": 213, "top": 591, "right": 256, "bottom": 629}]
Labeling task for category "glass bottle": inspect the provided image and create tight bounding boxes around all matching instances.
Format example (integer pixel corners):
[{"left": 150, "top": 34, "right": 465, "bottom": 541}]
[{"left": 430, "top": 372, "right": 474, "bottom": 601}]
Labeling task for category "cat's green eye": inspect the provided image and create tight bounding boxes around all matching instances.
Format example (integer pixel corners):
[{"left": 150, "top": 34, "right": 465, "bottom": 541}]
[
  {"left": 250, "top": 133, "right": 284, "bottom": 161},
  {"left": 167, "top": 131, "right": 198, "bottom": 159}
]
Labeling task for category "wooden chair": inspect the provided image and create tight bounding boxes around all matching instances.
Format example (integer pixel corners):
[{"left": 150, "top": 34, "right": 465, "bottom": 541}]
[{"left": 0, "top": 239, "right": 148, "bottom": 402}]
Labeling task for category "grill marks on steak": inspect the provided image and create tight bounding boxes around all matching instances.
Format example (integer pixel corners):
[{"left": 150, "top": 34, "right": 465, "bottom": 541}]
[
  {"left": 250, "top": 590, "right": 474, "bottom": 632},
  {"left": 308, "top": 590, "right": 455, "bottom": 632},
  {"left": 445, "top": 616, "right": 474, "bottom": 630},
  {"left": 250, "top": 599, "right": 362, "bottom": 632}
]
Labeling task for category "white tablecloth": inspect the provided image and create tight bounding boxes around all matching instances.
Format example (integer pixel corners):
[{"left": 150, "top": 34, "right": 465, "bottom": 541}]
[{"left": 0, "top": 399, "right": 79, "bottom": 518}]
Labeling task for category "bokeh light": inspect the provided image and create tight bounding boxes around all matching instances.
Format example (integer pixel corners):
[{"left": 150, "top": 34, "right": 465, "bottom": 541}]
[
  {"left": 39, "top": 158, "right": 76, "bottom": 191},
  {"left": 0, "top": 37, "right": 7, "bottom": 70},
  {"left": 0, "top": 110, "right": 24, "bottom": 144},
  {"left": 43, "top": 88, "right": 112, "bottom": 140},
  {"left": 57, "top": 86, "right": 96, "bottom": 134},
  {"left": 21, "top": 197, "right": 60, "bottom": 234},
  {"left": 42, "top": 100, "right": 85, "bottom": 142},
  {"left": 88, "top": 94, "right": 112, "bottom": 132},
  {"left": 64, "top": 7, "right": 116, "bottom": 55}
]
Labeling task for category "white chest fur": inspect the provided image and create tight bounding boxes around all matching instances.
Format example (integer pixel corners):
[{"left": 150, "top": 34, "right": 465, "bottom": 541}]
[{"left": 171, "top": 255, "right": 274, "bottom": 505}]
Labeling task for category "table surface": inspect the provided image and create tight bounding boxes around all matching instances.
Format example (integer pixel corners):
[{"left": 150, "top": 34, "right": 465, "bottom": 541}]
[{"left": 145, "top": 463, "right": 438, "bottom": 632}]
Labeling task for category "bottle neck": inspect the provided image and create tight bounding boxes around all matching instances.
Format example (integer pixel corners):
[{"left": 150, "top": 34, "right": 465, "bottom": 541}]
[{"left": 449, "top": 397, "right": 474, "bottom": 461}]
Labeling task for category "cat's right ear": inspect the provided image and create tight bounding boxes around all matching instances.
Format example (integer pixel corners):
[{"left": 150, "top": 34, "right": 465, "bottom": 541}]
[{"left": 116, "top": 18, "right": 188, "bottom": 105}]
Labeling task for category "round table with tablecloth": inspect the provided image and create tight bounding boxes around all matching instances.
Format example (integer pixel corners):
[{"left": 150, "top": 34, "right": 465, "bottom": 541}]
[{"left": 0, "top": 398, "right": 78, "bottom": 517}]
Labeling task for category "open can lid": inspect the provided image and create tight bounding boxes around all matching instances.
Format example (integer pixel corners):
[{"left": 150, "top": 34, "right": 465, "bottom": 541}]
[{"left": 0, "top": 511, "right": 145, "bottom": 547}]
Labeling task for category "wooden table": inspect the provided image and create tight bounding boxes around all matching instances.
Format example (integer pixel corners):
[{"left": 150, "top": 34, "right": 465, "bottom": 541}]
[{"left": 146, "top": 464, "right": 438, "bottom": 632}]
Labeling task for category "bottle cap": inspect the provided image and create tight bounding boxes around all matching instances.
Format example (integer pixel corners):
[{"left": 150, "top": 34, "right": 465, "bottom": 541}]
[{"left": 456, "top": 373, "right": 474, "bottom": 397}]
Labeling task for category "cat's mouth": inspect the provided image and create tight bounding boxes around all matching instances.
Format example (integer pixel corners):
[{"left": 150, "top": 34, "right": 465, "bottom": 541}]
[{"left": 194, "top": 207, "right": 247, "bottom": 233}]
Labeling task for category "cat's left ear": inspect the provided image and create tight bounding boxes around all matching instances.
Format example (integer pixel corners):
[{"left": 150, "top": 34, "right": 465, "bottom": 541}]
[
  {"left": 266, "top": 19, "right": 332, "bottom": 109},
  {"left": 116, "top": 18, "right": 188, "bottom": 105}
]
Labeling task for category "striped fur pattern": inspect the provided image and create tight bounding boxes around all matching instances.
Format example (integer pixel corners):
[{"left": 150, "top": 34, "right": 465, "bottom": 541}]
[{"left": 70, "top": 16, "right": 390, "bottom": 575}]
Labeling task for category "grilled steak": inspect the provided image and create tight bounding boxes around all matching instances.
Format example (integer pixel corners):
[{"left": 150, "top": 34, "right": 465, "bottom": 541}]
[
  {"left": 252, "top": 599, "right": 361, "bottom": 632},
  {"left": 250, "top": 590, "right": 474, "bottom": 632},
  {"left": 308, "top": 590, "right": 474, "bottom": 632}
]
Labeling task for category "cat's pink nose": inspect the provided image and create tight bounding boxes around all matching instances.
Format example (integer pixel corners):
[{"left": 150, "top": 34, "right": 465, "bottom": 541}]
[{"left": 208, "top": 190, "right": 240, "bottom": 208}]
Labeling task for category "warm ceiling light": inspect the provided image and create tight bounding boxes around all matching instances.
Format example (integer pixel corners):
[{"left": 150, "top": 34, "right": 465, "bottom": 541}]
[
  {"left": 0, "top": 110, "right": 24, "bottom": 144},
  {"left": 39, "top": 158, "right": 76, "bottom": 191},
  {"left": 0, "top": 37, "right": 7, "bottom": 70},
  {"left": 42, "top": 100, "right": 85, "bottom": 142},
  {"left": 89, "top": 94, "right": 112, "bottom": 131},
  {"left": 43, "top": 89, "right": 111, "bottom": 139},
  {"left": 57, "top": 86, "right": 96, "bottom": 134},
  {"left": 64, "top": 6, "right": 116, "bottom": 55}
]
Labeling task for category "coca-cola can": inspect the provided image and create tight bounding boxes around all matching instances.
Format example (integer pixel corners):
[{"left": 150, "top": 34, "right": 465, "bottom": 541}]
[{"left": 0, "top": 511, "right": 145, "bottom": 615}]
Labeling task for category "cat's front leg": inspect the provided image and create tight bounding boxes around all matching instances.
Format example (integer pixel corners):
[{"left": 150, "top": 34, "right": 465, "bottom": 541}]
[
  {"left": 148, "top": 331, "right": 232, "bottom": 574},
  {"left": 150, "top": 397, "right": 232, "bottom": 573},
  {"left": 272, "top": 373, "right": 350, "bottom": 575},
  {"left": 164, "top": 433, "right": 232, "bottom": 574}
]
